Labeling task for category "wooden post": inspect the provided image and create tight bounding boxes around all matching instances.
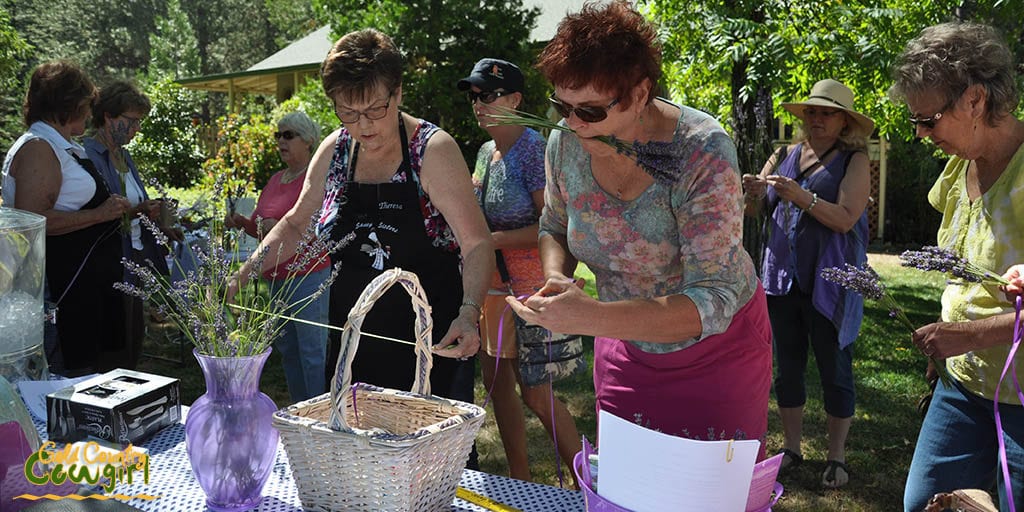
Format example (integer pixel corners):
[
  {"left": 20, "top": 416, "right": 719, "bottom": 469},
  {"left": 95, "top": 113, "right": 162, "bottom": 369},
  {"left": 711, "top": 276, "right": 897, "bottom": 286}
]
[{"left": 877, "top": 137, "right": 888, "bottom": 241}]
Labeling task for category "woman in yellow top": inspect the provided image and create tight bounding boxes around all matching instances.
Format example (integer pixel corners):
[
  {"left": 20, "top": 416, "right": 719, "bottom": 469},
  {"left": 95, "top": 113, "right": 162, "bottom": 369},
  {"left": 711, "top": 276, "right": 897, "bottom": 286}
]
[{"left": 890, "top": 22, "right": 1024, "bottom": 511}]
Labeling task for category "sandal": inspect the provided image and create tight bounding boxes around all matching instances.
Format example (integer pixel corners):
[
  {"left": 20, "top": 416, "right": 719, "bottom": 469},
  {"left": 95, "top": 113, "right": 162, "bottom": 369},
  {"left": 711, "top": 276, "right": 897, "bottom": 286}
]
[
  {"left": 822, "top": 460, "right": 850, "bottom": 489},
  {"left": 778, "top": 448, "right": 803, "bottom": 473}
]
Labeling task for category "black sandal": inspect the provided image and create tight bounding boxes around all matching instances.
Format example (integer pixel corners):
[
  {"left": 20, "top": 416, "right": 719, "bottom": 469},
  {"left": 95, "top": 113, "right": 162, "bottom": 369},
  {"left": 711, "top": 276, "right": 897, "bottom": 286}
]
[
  {"left": 778, "top": 448, "right": 803, "bottom": 473},
  {"left": 822, "top": 460, "right": 850, "bottom": 489}
]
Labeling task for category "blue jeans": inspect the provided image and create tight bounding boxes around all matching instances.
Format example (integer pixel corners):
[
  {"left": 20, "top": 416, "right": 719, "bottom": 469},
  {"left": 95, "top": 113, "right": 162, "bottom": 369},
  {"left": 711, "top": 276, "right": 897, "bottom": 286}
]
[
  {"left": 904, "top": 377, "right": 1024, "bottom": 512},
  {"left": 269, "top": 268, "right": 330, "bottom": 403}
]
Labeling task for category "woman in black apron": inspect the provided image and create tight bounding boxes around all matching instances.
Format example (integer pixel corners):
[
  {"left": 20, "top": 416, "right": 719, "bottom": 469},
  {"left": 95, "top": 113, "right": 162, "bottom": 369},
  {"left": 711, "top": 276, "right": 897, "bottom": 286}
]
[
  {"left": 3, "top": 61, "right": 130, "bottom": 376},
  {"left": 326, "top": 116, "right": 474, "bottom": 400},
  {"left": 229, "top": 29, "right": 493, "bottom": 405},
  {"left": 47, "top": 155, "right": 126, "bottom": 375}
]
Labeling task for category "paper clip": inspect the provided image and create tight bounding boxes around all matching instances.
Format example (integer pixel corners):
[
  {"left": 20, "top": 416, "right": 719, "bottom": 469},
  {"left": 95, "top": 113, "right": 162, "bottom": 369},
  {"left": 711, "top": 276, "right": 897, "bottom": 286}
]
[{"left": 726, "top": 439, "right": 735, "bottom": 462}]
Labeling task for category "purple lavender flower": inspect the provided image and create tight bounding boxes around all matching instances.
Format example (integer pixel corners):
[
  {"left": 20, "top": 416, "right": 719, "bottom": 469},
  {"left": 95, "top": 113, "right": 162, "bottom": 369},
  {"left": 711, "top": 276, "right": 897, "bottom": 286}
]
[
  {"left": 486, "top": 106, "right": 686, "bottom": 185},
  {"left": 899, "top": 246, "right": 1009, "bottom": 285},
  {"left": 820, "top": 264, "right": 885, "bottom": 301},
  {"left": 114, "top": 191, "right": 354, "bottom": 357},
  {"left": 820, "top": 262, "right": 953, "bottom": 385}
]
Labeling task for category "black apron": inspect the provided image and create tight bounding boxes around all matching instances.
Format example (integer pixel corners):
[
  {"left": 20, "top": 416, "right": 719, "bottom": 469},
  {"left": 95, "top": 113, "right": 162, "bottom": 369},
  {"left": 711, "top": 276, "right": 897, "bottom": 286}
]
[
  {"left": 325, "top": 118, "right": 474, "bottom": 404},
  {"left": 47, "top": 154, "right": 125, "bottom": 373}
]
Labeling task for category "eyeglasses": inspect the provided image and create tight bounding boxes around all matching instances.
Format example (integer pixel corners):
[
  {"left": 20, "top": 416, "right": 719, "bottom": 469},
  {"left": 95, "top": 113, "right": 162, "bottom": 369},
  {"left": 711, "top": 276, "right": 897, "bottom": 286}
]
[
  {"left": 274, "top": 130, "right": 298, "bottom": 140},
  {"left": 335, "top": 93, "right": 392, "bottom": 124},
  {"left": 467, "top": 90, "right": 507, "bottom": 104},
  {"left": 908, "top": 102, "right": 955, "bottom": 130},
  {"left": 549, "top": 93, "right": 619, "bottom": 123},
  {"left": 120, "top": 114, "right": 143, "bottom": 128},
  {"left": 803, "top": 108, "right": 843, "bottom": 118}
]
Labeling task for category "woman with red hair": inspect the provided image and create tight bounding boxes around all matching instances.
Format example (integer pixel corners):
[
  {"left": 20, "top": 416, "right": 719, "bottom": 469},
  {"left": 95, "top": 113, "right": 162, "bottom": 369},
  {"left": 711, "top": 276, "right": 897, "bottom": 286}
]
[{"left": 507, "top": 0, "right": 773, "bottom": 455}]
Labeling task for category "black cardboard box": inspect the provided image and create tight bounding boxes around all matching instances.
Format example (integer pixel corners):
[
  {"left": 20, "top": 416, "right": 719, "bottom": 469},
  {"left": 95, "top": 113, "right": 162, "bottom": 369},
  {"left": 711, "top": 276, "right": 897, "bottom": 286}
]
[{"left": 46, "top": 369, "right": 181, "bottom": 446}]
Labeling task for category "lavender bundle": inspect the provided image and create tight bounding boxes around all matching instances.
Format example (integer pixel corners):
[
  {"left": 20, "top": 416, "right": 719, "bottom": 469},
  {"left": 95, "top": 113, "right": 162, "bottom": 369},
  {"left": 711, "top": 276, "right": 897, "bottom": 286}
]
[
  {"left": 899, "top": 246, "right": 1010, "bottom": 286},
  {"left": 115, "top": 203, "right": 350, "bottom": 357},
  {"left": 485, "top": 107, "right": 686, "bottom": 184},
  {"left": 820, "top": 263, "right": 952, "bottom": 385}
]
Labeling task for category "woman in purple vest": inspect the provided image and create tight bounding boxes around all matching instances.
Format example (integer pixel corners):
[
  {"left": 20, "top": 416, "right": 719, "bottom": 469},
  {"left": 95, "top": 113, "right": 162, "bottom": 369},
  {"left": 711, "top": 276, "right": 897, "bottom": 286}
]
[{"left": 742, "top": 79, "right": 874, "bottom": 489}]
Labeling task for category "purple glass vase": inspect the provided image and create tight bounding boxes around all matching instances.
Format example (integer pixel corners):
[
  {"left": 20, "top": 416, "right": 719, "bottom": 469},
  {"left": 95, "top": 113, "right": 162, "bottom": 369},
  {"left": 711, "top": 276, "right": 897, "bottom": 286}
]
[{"left": 185, "top": 348, "right": 279, "bottom": 512}]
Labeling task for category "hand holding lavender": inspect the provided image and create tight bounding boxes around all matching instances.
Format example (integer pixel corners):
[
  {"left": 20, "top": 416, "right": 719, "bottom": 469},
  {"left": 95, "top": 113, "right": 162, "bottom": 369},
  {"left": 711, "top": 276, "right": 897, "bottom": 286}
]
[{"left": 820, "top": 263, "right": 951, "bottom": 385}]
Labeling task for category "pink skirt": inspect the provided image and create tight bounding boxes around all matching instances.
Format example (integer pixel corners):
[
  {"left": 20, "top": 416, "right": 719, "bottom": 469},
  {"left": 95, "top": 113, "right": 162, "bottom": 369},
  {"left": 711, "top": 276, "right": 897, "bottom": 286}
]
[{"left": 594, "top": 284, "right": 772, "bottom": 460}]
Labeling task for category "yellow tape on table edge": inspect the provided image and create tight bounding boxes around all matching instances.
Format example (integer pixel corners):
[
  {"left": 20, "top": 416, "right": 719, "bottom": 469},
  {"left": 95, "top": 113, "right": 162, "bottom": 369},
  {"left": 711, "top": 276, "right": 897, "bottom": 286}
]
[{"left": 456, "top": 486, "right": 523, "bottom": 512}]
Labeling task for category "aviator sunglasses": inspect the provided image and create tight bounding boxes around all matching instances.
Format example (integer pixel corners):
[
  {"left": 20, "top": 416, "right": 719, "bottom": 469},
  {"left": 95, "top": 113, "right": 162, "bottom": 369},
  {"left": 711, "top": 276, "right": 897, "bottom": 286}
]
[
  {"left": 467, "top": 90, "right": 508, "bottom": 104},
  {"left": 549, "top": 93, "right": 619, "bottom": 123}
]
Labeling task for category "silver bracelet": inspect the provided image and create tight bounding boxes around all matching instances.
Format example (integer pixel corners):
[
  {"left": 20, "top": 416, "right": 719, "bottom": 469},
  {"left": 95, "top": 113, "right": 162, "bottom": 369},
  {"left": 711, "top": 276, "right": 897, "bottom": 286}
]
[
  {"left": 803, "top": 191, "right": 819, "bottom": 212},
  {"left": 460, "top": 300, "right": 482, "bottom": 316}
]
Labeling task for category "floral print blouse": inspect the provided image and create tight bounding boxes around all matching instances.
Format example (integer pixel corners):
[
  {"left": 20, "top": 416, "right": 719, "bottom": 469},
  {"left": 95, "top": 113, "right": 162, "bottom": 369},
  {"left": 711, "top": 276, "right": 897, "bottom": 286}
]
[
  {"left": 539, "top": 100, "right": 758, "bottom": 354},
  {"left": 316, "top": 118, "right": 459, "bottom": 252}
]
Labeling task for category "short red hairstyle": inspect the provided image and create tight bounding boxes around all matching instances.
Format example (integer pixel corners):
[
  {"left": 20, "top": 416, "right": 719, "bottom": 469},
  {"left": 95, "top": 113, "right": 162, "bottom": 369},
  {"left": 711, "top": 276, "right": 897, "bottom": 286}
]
[{"left": 537, "top": 0, "right": 661, "bottom": 109}]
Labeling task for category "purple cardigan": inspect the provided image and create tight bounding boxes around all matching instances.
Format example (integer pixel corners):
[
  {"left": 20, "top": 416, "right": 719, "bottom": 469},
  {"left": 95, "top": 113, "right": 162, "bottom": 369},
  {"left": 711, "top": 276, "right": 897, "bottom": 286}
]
[{"left": 761, "top": 143, "right": 868, "bottom": 348}]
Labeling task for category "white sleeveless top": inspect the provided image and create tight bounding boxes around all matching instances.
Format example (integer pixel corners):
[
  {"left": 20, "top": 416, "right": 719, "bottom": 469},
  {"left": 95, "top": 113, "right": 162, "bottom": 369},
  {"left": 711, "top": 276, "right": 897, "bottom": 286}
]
[{"left": 2, "top": 121, "right": 95, "bottom": 211}]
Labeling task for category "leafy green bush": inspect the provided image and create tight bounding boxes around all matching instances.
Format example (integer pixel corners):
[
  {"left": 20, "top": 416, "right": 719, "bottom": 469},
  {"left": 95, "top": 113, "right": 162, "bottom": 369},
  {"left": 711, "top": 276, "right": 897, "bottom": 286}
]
[
  {"left": 276, "top": 78, "right": 337, "bottom": 138},
  {"left": 883, "top": 137, "right": 945, "bottom": 245},
  {"left": 199, "top": 114, "right": 281, "bottom": 205},
  {"left": 129, "top": 78, "right": 207, "bottom": 188}
]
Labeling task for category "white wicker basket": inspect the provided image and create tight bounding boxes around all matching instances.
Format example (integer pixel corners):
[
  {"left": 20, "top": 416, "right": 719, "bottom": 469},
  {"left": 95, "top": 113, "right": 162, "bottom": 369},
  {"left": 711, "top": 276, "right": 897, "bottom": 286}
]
[{"left": 272, "top": 268, "right": 486, "bottom": 511}]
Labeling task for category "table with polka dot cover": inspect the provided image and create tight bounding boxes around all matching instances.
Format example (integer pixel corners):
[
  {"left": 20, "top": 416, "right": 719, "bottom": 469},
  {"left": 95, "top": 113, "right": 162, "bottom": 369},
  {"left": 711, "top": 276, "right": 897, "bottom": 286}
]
[{"left": 28, "top": 405, "right": 584, "bottom": 511}]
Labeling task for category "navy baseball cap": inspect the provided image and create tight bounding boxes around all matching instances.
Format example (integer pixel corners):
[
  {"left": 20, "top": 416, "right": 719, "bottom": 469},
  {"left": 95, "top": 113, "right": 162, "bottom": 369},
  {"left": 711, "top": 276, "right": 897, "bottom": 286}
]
[{"left": 456, "top": 58, "right": 525, "bottom": 93}]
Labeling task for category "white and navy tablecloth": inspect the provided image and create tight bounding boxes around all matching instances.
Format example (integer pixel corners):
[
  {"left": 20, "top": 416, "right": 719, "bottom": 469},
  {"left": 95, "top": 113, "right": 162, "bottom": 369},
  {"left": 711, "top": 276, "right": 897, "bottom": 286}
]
[{"left": 28, "top": 406, "right": 583, "bottom": 511}]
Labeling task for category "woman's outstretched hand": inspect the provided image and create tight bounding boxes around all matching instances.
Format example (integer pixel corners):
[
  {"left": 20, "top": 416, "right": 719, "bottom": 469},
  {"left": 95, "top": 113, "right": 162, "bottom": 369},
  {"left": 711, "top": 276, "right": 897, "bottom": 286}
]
[{"left": 1000, "top": 264, "right": 1024, "bottom": 300}]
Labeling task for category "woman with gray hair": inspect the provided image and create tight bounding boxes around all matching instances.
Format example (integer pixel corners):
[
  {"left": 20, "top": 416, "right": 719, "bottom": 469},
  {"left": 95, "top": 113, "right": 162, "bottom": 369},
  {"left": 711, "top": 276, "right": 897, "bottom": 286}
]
[
  {"left": 890, "top": 22, "right": 1024, "bottom": 511},
  {"left": 225, "top": 110, "right": 330, "bottom": 402}
]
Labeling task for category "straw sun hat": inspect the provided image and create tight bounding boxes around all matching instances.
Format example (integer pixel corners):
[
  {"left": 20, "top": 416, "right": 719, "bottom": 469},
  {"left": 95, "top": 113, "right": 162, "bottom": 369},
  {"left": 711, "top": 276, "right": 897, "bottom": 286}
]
[{"left": 780, "top": 79, "right": 875, "bottom": 137}]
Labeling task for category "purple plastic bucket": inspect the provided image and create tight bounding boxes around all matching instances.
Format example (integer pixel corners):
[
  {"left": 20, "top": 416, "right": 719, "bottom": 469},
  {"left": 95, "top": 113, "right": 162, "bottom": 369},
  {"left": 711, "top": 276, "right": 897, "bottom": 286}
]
[
  {"left": 573, "top": 450, "right": 632, "bottom": 512},
  {"left": 571, "top": 449, "right": 784, "bottom": 512}
]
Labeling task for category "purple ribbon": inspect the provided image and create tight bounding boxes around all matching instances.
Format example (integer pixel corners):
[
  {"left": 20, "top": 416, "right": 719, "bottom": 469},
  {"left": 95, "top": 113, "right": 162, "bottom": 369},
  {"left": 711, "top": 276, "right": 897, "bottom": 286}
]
[
  {"left": 481, "top": 295, "right": 566, "bottom": 488},
  {"left": 993, "top": 295, "right": 1024, "bottom": 512}
]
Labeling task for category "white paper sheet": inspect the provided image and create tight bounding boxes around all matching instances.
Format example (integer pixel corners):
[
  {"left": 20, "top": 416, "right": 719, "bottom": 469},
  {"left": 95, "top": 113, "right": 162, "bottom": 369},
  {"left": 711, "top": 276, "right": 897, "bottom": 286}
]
[
  {"left": 17, "top": 375, "right": 98, "bottom": 421},
  {"left": 597, "top": 410, "right": 761, "bottom": 512}
]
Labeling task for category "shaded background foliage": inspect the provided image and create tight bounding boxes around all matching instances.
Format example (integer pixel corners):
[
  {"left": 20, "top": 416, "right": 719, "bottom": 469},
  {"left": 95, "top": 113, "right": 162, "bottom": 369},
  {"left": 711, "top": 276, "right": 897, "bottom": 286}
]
[
  {"left": 642, "top": 0, "right": 1024, "bottom": 252},
  {"left": 1, "top": 0, "right": 1022, "bottom": 247},
  {"left": 128, "top": 78, "right": 207, "bottom": 189}
]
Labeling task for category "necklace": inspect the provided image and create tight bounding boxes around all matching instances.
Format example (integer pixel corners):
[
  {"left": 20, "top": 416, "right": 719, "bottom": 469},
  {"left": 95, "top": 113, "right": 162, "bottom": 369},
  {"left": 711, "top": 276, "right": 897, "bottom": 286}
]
[
  {"left": 280, "top": 162, "right": 308, "bottom": 184},
  {"left": 608, "top": 165, "right": 641, "bottom": 200}
]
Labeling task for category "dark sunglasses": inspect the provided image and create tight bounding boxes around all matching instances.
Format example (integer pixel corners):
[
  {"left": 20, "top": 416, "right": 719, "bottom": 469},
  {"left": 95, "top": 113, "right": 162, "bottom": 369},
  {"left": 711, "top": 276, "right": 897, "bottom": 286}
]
[
  {"left": 467, "top": 90, "right": 507, "bottom": 104},
  {"left": 549, "top": 93, "right": 619, "bottom": 123},
  {"left": 274, "top": 130, "right": 298, "bottom": 140},
  {"left": 909, "top": 99, "right": 956, "bottom": 130}
]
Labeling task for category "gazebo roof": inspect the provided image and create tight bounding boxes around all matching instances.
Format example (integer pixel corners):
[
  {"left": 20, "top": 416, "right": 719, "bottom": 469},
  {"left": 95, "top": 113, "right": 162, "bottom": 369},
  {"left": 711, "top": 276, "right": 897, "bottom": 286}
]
[{"left": 177, "top": 25, "right": 332, "bottom": 95}]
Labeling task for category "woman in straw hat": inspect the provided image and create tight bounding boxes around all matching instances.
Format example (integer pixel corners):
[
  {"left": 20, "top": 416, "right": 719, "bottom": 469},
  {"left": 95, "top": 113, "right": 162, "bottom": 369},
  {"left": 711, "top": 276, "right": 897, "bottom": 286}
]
[{"left": 743, "top": 78, "right": 874, "bottom": 489}]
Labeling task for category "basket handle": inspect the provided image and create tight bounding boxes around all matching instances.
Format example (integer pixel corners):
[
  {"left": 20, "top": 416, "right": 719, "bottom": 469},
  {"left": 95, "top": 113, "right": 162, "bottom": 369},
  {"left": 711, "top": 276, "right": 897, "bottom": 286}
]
[{"left": 328, "top": 268, "right": 434, "bottom": 431}]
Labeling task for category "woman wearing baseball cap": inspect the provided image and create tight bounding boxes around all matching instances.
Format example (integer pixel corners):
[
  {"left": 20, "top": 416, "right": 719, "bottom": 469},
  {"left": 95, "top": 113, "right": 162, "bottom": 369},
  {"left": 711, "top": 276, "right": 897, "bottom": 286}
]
[
  {"left": 459, "top": 58, "right": 584, "bottom": 485},
  {"left": 743, "top": 78, "right": 874, "bottom": 488}
]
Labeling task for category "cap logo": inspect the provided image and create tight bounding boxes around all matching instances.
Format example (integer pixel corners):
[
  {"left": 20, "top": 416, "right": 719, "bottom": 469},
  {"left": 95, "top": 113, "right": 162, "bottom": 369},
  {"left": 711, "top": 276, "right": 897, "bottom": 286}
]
[{"left": 489, "top": 64, "right": 504, "bottom": 79}]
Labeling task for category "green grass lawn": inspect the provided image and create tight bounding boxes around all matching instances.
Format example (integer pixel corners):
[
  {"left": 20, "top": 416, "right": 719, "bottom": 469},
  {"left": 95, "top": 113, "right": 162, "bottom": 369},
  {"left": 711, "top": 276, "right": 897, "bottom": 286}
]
[{"left": 138, "top": 253, "right": 946, "bottom": 511}]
